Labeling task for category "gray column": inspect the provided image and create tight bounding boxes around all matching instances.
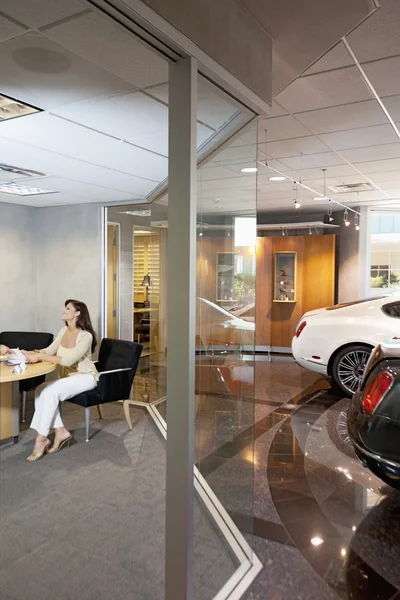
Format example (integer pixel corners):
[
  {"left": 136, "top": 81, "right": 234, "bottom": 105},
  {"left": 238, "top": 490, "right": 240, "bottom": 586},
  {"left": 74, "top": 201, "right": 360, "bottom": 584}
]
[{"left": 165, "top": 57, "right": 197, "bottom": 600}]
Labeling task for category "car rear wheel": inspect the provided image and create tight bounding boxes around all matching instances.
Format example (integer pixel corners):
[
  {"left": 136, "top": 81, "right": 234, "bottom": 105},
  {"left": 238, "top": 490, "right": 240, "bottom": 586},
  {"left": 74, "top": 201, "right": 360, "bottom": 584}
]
[{"left": 332, "top": 344, "right": 372, "bottom": 396}]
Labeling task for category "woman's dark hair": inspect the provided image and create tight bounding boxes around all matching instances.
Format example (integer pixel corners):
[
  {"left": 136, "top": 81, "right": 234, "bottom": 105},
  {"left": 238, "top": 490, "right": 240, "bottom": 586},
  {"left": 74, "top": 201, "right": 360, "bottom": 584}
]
[{"left": 65, "top": 299, "right": 97, "bottom": 353}]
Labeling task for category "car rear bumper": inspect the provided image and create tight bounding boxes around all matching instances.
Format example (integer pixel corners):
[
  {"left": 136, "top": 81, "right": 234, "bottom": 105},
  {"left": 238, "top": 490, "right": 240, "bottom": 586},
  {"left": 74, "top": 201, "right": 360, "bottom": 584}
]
[
  {"left": 291, "top": 338, "right": 328, "bottom": 375},
  {"left": 348, "top": 391, "right": 400, "bottom": 486}
]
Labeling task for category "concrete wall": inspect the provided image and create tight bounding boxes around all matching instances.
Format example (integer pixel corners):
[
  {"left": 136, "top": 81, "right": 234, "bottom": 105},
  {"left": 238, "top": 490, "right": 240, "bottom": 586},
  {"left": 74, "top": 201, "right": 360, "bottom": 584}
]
[
  {"left": 336, "top": 209, "right": 361, "bottom": 303},
  {"left": 0, "top": 202, "right": 102, "bottom": 344},
  {"left": 0, "top": 203, "right": 36, "bottom": 332}
]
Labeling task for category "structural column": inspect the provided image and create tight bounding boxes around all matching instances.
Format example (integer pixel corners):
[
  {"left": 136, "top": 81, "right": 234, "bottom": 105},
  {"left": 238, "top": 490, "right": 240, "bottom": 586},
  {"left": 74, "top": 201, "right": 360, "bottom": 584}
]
[{"left": 165, "top": 57, "right": 197, "bottom": 600}]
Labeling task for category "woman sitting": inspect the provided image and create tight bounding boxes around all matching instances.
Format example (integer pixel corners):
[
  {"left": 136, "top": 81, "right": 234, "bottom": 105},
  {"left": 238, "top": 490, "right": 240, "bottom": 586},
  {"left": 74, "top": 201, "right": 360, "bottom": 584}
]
[{"left": 23, "top": 299, "right": 98, "bottom": 462}]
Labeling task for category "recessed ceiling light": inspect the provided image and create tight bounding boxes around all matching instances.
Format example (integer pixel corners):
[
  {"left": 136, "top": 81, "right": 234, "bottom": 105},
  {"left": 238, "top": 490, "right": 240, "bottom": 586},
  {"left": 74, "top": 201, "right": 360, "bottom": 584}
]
[
  {"left": 241, "top": 167, "right": 258, "bottom": 173},
  {"left": 269, "top": 176, "right": 286, "bottom": 181},
  {"left": 124, "top": 210, "right": 151, "bottom": 217},
  {"left": 313, "top": 196, "right": 328, "bottom": 201},
  {"left": 0, "top": 93, "right": 41, "bottom": 122},
  {"left": 0, "top": 183, "right": 57, "bottom": 196}
]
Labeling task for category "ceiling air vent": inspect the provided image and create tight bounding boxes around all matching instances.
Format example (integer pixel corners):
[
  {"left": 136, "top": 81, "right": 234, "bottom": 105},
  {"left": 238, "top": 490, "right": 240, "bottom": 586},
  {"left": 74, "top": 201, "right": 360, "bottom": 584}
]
[{"left": 328, "top": 182, "right": 376, "bottom": 194}]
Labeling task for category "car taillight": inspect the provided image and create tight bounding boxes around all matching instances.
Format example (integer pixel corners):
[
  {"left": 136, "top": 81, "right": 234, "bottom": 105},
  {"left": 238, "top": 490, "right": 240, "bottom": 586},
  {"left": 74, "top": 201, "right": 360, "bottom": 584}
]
[
  {"left": 296, "top": 321, "right": 307, "bottom": 338},
  {"left": 362, "top": 371, "right": 394, "bottom": 415}
]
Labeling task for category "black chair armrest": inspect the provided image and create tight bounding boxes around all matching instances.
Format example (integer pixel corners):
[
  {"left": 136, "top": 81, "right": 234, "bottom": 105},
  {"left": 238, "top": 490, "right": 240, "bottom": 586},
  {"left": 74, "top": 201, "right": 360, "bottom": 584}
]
[{"left": 97, "top": 367, "right": 133, "bottom": 403}]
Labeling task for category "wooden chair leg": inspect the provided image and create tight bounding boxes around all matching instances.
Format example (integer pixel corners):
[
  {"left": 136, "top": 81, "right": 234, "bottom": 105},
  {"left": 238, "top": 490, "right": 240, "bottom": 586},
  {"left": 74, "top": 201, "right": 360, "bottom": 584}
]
[
  {"left": 96, "top": 404, "right": 103, "bottom": 419},
  {"left": 123, "top": 400, "right": 133, "bottom": 430}
]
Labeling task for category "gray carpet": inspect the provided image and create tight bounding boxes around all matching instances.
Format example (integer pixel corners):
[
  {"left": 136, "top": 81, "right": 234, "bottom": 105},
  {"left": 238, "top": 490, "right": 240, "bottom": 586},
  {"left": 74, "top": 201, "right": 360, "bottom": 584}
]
[{"left": 0, "top": 401, "right": 238, "bottom": 600}]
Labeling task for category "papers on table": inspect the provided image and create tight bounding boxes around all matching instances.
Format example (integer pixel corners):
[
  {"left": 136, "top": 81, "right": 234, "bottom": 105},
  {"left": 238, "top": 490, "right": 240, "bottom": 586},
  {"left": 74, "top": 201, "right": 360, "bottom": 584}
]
[{"left": 4, "top": 348, "right": 27, "bottom": 373}]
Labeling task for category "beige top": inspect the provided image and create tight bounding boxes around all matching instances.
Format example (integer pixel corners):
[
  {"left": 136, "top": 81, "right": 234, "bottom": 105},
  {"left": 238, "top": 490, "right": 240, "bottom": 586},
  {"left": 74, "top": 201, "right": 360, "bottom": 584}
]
[{"left": 44, "top": 327, "right": 98, "bottom": 379}]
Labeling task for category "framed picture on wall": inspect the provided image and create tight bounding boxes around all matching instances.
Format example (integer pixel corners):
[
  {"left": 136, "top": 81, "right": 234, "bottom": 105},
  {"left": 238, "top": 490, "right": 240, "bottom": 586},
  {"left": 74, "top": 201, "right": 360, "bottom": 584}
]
[{"left": 274, "top": 252, "right": 297, "bottom": 302}]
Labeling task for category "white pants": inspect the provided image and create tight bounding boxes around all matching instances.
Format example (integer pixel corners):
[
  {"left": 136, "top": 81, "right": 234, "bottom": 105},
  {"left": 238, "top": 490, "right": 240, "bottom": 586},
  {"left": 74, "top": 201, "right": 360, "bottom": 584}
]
[{"left": 31, "top": 375, "right": 97, "bottom": 437}]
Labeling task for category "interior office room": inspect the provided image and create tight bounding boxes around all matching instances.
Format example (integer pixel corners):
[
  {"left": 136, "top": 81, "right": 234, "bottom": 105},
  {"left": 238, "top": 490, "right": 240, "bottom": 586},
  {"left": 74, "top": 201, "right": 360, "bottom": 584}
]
[{"left": 1, "top": 1, "right": 400, "bottom": 600}]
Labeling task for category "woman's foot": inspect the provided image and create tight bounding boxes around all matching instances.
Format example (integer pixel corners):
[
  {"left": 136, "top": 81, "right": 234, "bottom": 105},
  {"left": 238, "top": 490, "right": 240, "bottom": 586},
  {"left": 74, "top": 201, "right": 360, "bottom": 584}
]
[
  {"left": 27, "top": 436, "right": 51, "bottom": 462},
  {"left": 48, "top": 428, "right": 72, "bottom": 454}
]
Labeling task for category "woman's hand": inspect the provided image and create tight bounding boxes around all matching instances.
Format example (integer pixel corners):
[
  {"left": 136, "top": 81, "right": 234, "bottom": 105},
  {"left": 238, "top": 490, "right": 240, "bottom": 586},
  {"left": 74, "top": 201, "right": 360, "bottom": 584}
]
[
  {"left": 26, "top": 354, "right": 42, "bottom": 363},
  {"left": 0, "top": 344, "right": 11, "bottom": 355}
]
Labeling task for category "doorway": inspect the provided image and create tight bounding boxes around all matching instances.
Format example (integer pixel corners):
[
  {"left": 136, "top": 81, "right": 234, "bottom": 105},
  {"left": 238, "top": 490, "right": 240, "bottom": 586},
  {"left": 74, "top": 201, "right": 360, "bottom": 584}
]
[{"left": 106, "top": 222, "right": 120, "bottom": 339}]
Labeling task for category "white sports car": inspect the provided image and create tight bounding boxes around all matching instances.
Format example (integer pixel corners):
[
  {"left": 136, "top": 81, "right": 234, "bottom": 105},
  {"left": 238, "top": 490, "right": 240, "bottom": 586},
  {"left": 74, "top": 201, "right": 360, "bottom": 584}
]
[{"left": 292, "top": 293, "right": 400, "bottom": 395}]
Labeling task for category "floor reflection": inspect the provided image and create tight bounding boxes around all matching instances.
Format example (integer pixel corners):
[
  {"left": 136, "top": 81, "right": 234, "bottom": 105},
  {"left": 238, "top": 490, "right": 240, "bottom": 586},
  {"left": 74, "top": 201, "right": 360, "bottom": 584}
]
[{"left": 139, "top": 355, "right": 400, "bottom": 599}]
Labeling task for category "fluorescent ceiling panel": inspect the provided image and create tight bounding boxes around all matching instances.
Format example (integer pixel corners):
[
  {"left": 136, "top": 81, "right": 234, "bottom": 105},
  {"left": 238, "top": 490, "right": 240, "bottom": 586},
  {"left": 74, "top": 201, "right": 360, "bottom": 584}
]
[
  {"left": 0, "top": 93, "right": 41, "bottom": 121},
  {"left": 0, "top": 182, "right": 57, "bottom": 196}
]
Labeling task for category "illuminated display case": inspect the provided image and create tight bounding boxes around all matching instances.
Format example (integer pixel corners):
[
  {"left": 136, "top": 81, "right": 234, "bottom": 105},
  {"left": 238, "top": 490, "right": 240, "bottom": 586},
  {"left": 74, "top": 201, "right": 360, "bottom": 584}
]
[{"left": 274, "top": 252, "right": 296, "bottom": 302}]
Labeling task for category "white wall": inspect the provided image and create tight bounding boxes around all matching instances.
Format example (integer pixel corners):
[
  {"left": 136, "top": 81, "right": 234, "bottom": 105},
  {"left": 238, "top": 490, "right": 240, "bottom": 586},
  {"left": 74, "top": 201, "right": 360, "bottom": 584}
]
[
  {"left": 0, "top": 202, "right": 36, "bottom": 332},
  {"left": 34, "top": 204, "right": 102, "bottom": 336},
  {"left": 0, "top": 202, "right": 102, "bottom": 342}
]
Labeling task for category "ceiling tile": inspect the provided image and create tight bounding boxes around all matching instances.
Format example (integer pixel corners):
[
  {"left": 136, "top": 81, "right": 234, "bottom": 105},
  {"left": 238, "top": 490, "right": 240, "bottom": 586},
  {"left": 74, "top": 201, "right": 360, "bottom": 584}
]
[
  {"left": 382, "top": 95, "right": 400, "bottom": 122},
  {"left": 262, "top": 115, "right": 311, "bottom": 141},
  {"left": 267, "top": 136, "right": 331, "bottom": 159},
  {"left": 303, "top": 41, "right": 354, "bottom": 76},
  {"left": 1, "top": 112, "right": 168, "bottom": 181},
  {"left": 281, "top": 152, "right": 346, "bottom": 170},
  {"left": 340, "top": 142, "right": 400, "bottom": 164},
  {"left": 0, "top": 14, "right": 27, "bottom": 43},
  {"left": 0, "top": 33, "right": 130, "bottom": 110},
  {"left": 1, "top": 137, "right": 159, "bottom": 198},
  {"left": 42, "top": 11, "right": 168, "bottom": 89},
  {"left": 363, "top": 56, "right": 400, "bottom": 97},
  {"left": 298, "top": 165, "right": 359, "bottom": 179},
  {"left": 24, "top": 176, "right": 137, "bottom": 202},
  {"left": 275, "top": 67, "right": 374, "bottom": 113},
  {"left": 0, "top": 0, "right": 86, "bottom": 29},
  {"left": 266, "top": 101, "right": 287, "bottom": 117},
  {"left": 346, "top": 0, "right": 400, "bottom": 63},
  {"left": 295, "top": 99, "right": 387, "bottom": 134},
  {"left": 319, "top": 124, "right": 398, "bottom": 151},
  {"left": 353, "top": 157, "right": 400, "bottom": 174},
  {"left": 366, "top": 170, "right": 400, "bottom": 183}
]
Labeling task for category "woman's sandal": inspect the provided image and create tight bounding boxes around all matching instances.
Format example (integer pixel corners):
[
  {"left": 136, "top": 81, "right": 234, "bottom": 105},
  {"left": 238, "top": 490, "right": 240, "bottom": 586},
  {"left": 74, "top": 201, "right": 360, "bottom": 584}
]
[
  {"left": 47, "top": 434, "right": 73, "bottom": 454},
  {"left": 27, "top": 440, "right": 51, "bottom": 462}
]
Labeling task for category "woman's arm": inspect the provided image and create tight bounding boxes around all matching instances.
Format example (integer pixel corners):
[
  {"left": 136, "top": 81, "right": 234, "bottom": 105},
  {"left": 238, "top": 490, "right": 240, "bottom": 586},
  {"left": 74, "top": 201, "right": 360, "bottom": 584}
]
[
  {"left": 28, "top": 332, "right": 93, "bottom": 366},
  {"left": 22, "top": 328, "right": 64, "bottom": 358}
]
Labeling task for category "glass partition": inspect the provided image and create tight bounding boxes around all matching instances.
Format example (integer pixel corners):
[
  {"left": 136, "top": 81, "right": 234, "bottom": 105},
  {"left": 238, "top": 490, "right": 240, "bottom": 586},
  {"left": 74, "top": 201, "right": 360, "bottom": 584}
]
[{"left": 195, "top": 117, "right": 258, "bottom": 590}]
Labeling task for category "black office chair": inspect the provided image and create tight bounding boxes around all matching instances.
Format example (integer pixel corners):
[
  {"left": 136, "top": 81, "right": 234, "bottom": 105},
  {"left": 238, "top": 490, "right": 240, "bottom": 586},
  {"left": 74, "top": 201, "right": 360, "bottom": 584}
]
[
  {"left": 66, "top": 338, "right": 143, "bottom": 442},
  {"left": 0, "top": 331, "right": 54, "bottom": 422},
  {"left": 135, "top": 317, "right": 150, "bottom": 344}
]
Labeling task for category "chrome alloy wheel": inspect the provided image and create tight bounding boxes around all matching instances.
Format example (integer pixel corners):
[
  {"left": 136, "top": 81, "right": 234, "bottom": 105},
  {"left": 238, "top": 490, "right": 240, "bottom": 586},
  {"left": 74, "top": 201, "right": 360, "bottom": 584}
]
[{"left": 337, "top": 350, "right": 370, "bottom": 395}]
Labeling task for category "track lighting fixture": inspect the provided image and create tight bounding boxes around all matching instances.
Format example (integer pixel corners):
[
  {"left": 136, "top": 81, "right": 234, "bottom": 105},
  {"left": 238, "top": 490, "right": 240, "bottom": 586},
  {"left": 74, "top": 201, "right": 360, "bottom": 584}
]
[
  {"left": 344, "top": 209, "right": 350, "bottom": 226},
  {"left": 354, "top": 213, "right": 360, "bottom": 231},
  {"left": 327, "top": 199, "right": 334, "bottom": 222}
]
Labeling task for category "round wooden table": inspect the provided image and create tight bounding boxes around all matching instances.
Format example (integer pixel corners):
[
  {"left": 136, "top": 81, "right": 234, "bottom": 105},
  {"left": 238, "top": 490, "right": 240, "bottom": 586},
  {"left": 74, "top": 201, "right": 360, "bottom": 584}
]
[{"left": 0, "top": 359, "right": 56, "bottom": 442}]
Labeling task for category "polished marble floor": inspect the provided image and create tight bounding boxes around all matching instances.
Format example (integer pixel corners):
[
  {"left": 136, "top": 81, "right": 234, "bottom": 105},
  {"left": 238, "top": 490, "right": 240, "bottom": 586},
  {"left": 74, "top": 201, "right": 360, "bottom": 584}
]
[
  {"left": 187, "top": 359, "right": 400, "bottom": 600},
  {"left": 140, "top": 353, "right": 400, "bottom": 598}
]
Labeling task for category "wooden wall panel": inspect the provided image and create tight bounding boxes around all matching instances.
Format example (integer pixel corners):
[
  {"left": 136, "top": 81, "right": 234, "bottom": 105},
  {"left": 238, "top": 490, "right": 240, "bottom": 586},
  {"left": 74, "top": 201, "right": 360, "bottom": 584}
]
[
  {"left": 302, "top": 235, "right": 336, "bottom": 314},
  {"left": 195, "top": 233, "right": 336, "bottom": 350},
  {"left": 256, "top": 236, "right": 272, "bottom": 347},
  {"left": 255, "top": 234, "right": 336, "bottom": 349}
]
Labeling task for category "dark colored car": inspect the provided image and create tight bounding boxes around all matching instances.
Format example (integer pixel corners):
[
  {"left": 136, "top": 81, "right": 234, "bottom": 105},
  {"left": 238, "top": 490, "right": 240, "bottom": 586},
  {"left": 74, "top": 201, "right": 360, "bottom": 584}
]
[{"left": 347, "top": 338, "right": 400, "bottom": 490}]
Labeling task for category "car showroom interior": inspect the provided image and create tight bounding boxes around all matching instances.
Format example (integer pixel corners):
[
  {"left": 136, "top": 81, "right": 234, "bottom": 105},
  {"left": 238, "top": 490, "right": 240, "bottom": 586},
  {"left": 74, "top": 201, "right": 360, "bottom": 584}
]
[{"left": 0, "top": 1, "right": 400, "bottom": 600}]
